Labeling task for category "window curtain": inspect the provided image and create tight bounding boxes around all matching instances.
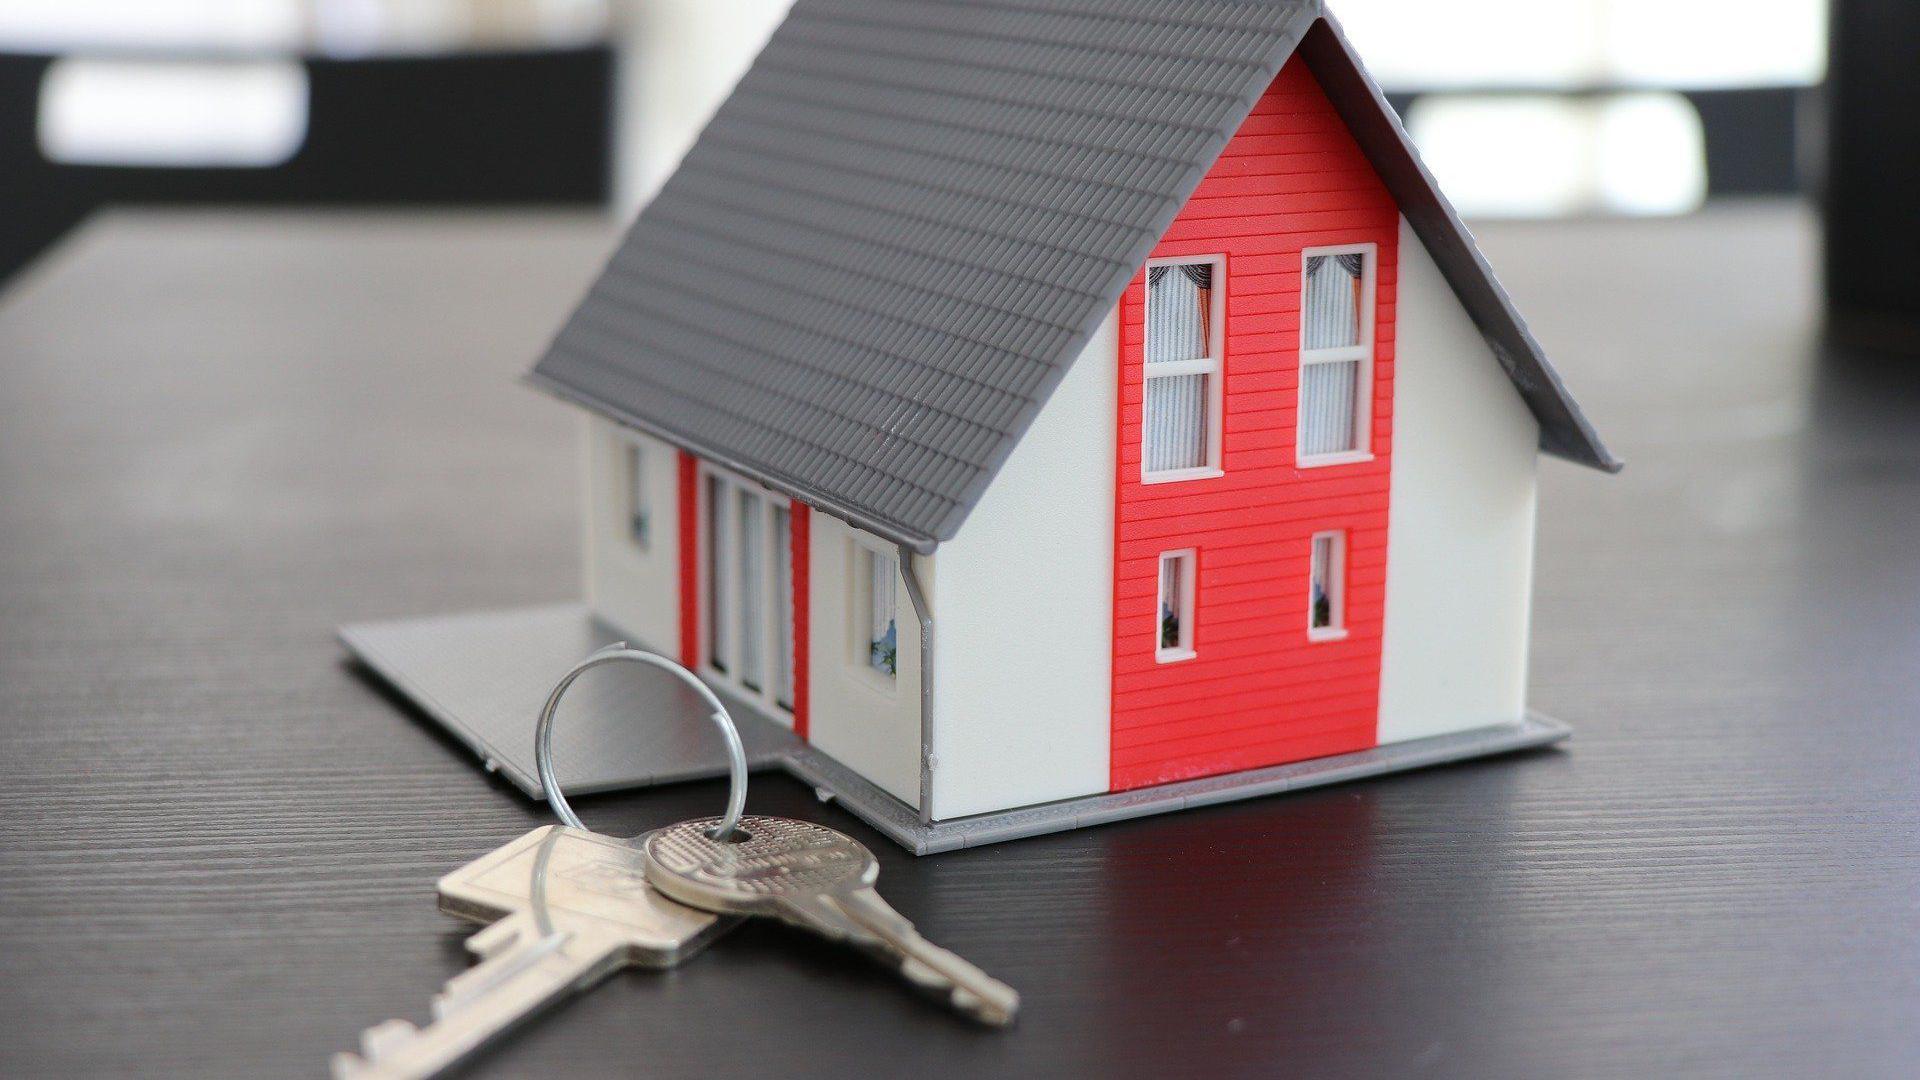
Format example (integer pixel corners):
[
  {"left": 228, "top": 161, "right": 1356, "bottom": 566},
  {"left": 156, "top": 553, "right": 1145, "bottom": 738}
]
[
  {"left": 1144, "top": 262, "right": 1214, "bottom": 472},
  {"left": 1301, "top": 254, "right": 1365, "bottom": 455},
  {"left": 1300, "top": 360, "right": 1359, "bottom": 455},
  {"left": 1303, "top": 254, "right": 1363, "bottom": 350},
  {"left": 1146, "top": 264, "right": 1211, "bottom": 364},
  {"left": 1144, "top": 374, "right": 1209, "bottom": 472}
]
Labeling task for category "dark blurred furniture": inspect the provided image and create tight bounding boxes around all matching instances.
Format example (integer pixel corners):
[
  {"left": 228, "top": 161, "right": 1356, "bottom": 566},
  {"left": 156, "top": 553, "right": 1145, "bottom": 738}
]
[
  {"left": 0, "top": 48, "right": 612, "bottom": 283},
  {"left": 0, "top": 205, "right": 1915, "bottom": 1077},
  {"left": 1825, "top": 0, "right": 1920, "bottom": 345}
]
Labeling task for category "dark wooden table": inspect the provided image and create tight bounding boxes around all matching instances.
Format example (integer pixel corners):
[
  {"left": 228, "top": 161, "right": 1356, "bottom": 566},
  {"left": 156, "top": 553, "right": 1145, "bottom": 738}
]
[{"left": 2, "top": 205, "right": 1915, "bottom": 1078}]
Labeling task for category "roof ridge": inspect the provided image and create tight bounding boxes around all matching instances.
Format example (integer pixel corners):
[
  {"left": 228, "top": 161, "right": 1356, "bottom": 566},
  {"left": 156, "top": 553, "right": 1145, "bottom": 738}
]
[
  {"left": 808, "top": 0, "right": 1319, "bottom": 38},
  {"left": 788, "top": 7, "right": 1281, "bottom": 88}
]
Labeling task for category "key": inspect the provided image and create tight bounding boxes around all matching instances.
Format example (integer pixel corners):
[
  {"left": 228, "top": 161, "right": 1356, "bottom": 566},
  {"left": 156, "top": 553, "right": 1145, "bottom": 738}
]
[
  {"left": 641, "top": 815, "right": 1019, "bottom": 1025},
  {"left": 333, "top": 825, "right": 737, "bottom": 1080}
]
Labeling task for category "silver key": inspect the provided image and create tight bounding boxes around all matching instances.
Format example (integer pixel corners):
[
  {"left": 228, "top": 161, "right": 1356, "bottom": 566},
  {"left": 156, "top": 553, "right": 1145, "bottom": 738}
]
[
  {"left": 333, "top": 825, "right": 737, "bottom": 1080},
  {"left": 642, "top": 815, "right": 1019, "bottom": 1025}
]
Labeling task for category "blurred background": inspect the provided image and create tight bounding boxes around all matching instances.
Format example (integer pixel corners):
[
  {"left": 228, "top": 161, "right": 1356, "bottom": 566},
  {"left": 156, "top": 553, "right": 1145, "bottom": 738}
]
[
  {"left": 0, "top": 0, "right": 1912, "bottom": 339},
  {"left": 3, "top": 8, "right": 1919, "bottom": 1074}
]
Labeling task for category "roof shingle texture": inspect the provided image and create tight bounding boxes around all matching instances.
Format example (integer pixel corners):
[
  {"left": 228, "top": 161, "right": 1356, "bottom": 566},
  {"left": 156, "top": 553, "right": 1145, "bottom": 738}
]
[{"left": 532, "top": 0, "right": 1614, "bottom": 551}]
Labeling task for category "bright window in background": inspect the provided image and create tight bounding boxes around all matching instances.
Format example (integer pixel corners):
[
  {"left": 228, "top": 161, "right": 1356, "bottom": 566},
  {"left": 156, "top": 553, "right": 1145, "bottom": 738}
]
[
  {"left": 1337, "top": 0, "right": 1827, "bottom": 91},
  {"left": 1337, "top": 0, "right": 1825, "bottom": 217},
  {"left": 38, "top": 59, "right": 310, "bottom": 168},
  {"left": 0, "top": 1, "right": 607, "bottom": 55},
  {"left": 1406, "top": 93, "right": 1708, "bottom": 217},
  {"left": 0, "top": 1, "right": 301, "bottom": 52}
]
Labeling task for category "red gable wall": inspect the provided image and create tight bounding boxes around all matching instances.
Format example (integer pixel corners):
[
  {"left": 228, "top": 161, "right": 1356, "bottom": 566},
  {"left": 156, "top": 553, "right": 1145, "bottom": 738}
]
[{"left": 1110, "top": 56, "right": 1399, "bottom": 791}]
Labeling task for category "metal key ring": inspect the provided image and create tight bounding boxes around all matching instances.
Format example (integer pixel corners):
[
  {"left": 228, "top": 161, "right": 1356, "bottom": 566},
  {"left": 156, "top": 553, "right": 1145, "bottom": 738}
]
[{"left": 534, "top": 643, "right": 747, "bottom": 842}]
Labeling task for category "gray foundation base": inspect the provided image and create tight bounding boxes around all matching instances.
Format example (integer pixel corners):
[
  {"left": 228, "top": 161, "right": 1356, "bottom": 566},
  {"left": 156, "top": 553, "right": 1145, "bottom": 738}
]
[{"left": 342, "top": 603, "right": 1570, "bottom": 855}]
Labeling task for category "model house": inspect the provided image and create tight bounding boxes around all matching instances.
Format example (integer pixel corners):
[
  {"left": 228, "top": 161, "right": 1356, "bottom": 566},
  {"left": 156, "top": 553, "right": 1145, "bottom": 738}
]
[{"left": 348, "top": 0, "right": 1616, "bottom": 852}]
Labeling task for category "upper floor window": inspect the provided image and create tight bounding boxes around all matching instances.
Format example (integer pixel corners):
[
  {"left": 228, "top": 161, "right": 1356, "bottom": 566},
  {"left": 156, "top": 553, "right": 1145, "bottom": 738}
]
[
  {"left": 1298, "top": 246, "right": 1376, "bottom": 465},
  {"left": 1142, "top": 257, "right": 1224, "bottom": 482}
]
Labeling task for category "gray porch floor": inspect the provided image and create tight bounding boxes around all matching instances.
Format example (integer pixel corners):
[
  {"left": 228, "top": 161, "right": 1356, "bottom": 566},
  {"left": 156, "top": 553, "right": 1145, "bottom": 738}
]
[{"left": 341, "top": 603, "right": 1570, "bottom": 854}]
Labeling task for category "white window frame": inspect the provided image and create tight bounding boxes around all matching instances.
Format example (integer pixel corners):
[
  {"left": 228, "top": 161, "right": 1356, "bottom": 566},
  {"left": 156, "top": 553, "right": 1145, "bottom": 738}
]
[
  {"left": 697, "top": 463, "right": 795, "bottom": 719},
  {"left": 1141, "top": 254, "right": 1226, "bottom": 485},
  {"left": 846, "top": 534, "right": 899, "bottom": 693},
  {"left": 1296, "top": 243, "right": 1378, "bottom": 468},
  {"left": 1308, "top": 530, "right": 1348, "bottom": 642},
  {"left": 1155, "top": 548, "right": 1198, "bottom": 663},
  {"left": 623, "top": 439, "right": 650, "bottom": 550}
]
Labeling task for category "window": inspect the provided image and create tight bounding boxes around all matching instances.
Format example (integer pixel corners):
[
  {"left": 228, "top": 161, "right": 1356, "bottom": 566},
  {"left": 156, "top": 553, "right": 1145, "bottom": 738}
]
[
  {"left": 853, "top": 544, "right": 898, "bottom": 681},
  {"left": 1298, "top": 246, "right": 1375, "bottom": 465},
  {"left": 1309, "top": 531, "right": 1346, "bottom": 639},
  {"left": 1156, "top": 549, "right": 1196, "bottom": 662},
  {"left": 624, "top": 441, "right": 650, "bottom": 549},
  {"left": 705, "top": 474, "right": 727, "bottom": 671},
  {"left": 701, "top": 467, "right": 795, "bottom": 715},
  {"left": 1143, "top": 258, "right": 1224, "bottom": 481},
  {"left": 772, "top": 505, "right": 794, "bottom": 707}
]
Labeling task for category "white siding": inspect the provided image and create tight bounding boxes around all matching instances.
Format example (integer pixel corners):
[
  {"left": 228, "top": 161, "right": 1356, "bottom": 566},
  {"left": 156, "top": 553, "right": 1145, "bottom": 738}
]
[
  {"left": 930, "top": 312, "right": 1117, "bottom": 820},
  {"left": 583, "top": 417, "right": 681, "bottom": 652},
  {"left": 806, "top": 515, "right": 925, "bottom": 807},
  {"left": 1377, "top": 217, "right": 1540, "bottom": 743}
]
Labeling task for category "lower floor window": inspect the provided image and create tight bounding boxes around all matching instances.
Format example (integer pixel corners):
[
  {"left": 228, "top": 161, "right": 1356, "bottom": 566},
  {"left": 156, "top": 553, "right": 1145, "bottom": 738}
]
[
  {"left": 1156, "top": 549, "right": 1196, "bottom": 661},
  {"left": 625, "top": 441, "right": 650, "bottom": 548},
  {"left": 1309, "top": 531, "right": 1346, "bottom": 639},
  {"left": 856, "top": 544, "right": 898, "bottom": 679}
]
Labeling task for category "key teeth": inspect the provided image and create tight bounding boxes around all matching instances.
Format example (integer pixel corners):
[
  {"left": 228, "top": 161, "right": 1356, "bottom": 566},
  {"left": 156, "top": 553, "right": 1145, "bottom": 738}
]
[
  {"left": 465, "top": 912, "right": 530, "bottom": 960},
  {"left": 952, "top": 986, "right": 1018, "bottom": 1027},
  {"left": 329, "top": 1018, "right": 419, "bottom": 1077},
  {"left": 362, "top": 1018, "right": 420, "bottom": 1059}
]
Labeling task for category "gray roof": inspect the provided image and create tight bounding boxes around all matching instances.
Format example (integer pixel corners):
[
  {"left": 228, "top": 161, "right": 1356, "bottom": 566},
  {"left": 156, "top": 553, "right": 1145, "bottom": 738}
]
[{"left": 531, "top": 0, "right": 1618, "bottom": 553}]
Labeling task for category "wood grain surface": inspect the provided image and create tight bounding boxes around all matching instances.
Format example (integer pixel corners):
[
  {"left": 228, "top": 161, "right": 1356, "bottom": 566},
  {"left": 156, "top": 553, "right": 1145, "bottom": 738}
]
[{"left": 1, "top": 205, "right": 1915, "bottom": 1079}]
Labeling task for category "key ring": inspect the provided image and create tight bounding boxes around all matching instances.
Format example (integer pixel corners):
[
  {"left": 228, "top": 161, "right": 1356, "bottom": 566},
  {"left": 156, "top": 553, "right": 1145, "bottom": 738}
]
[{"left": 533, "top": 643, "right": 748, "bottom": 842}]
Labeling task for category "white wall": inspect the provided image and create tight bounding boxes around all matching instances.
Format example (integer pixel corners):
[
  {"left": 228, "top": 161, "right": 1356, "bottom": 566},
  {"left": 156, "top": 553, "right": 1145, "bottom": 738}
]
[
  {"left": 1376, "top": 217, "right": 1540, "bottom": 743},
  {"left": 582, "top": 417, "right": 680, "bottom": 653},
  {"left": 929, "top": 312, "right": 1117, "bottom": 820},
  {"left": 806, "top": 515, "right": 926, "bottom": 807},
  {"left": 612, "top": 0, "right": 792, "bottom": 213}
]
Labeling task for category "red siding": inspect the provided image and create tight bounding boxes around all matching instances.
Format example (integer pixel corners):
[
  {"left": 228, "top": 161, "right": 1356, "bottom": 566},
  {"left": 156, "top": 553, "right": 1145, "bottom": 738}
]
[
  {"left": 677, "top": 450, "right": 700, "bottom": 666},
  {"left": 1110, "top": 58, "right": 1399, "bottom": 792}
]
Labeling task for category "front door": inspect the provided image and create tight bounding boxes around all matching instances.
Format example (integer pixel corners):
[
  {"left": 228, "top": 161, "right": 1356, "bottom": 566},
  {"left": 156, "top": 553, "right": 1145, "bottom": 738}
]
[{"left": 699, "top": 466, "right": 797, "bottom": 724}]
